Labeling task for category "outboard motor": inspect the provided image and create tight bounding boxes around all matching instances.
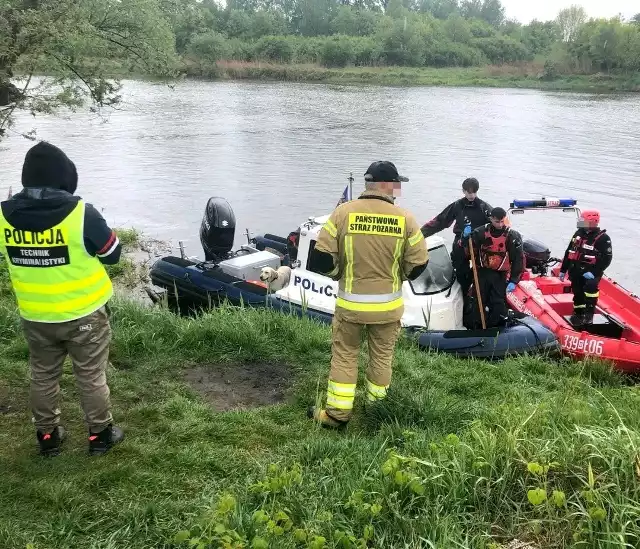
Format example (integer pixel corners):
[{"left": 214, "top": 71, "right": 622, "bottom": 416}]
[
  {"left": 199, "top": 197, "right": 236, "bottom": 262},
  {"left": 523, "top": 238, "right": 551, "bottom": 275}
]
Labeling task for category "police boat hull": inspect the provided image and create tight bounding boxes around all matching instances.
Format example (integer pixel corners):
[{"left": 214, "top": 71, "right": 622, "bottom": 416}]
[
  {"left": 149, "top": 255, "right": 560, "bottom": 360},
  {"left": 148, "top": 255, "right": 271, "bottom": 312},
  {"left": 409, "top": 315, "right": 560, "bottom": 359},
  {"left": 148, "top": 255, "right": 334, "bottom": 324},
  {"left": 148, "top": 195, "right": 560, "bottom": 360}
]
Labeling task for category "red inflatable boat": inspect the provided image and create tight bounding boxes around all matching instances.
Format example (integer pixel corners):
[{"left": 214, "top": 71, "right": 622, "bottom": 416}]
[{"left": 505, "top": 199, "right": 640, "bottom": 373}]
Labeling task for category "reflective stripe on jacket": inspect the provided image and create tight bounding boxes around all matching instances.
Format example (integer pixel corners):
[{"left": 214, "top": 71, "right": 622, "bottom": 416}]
[
  {"left": 315, "top": 190, "right": 428, "bottom": 324},
  {"left": 0, "top": 200, "right": 113, "bottom": 322}
]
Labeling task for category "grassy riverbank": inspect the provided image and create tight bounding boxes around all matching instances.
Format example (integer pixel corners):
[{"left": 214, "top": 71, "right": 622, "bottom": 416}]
[
  {"left": 187, "top": 61, "right": 640, "bottom": 93},
  {"left": 15, "top": 55, "right": 640, "bottom": 93},
  {"left": 1, "top": 233, "right": 640, "bottom": 549}
]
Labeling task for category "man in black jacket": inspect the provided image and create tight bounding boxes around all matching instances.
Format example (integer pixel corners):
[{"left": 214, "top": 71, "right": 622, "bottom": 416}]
[
  {"left": 421, "top": 177, "right": 492, "bottom": 296},
  {"left": 461, "top": 207, "right": 524, "bottom": 329},
  {"left": 559, "top": 210, "right": 613, "bottom": 325},
  {"left": 0, "top": 141, "right": 125, "bottom": 457}
]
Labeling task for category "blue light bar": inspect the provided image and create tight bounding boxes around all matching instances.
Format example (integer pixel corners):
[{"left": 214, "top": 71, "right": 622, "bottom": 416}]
[{"left": 510, "top": 198, "right": 577, "bottom": 209}]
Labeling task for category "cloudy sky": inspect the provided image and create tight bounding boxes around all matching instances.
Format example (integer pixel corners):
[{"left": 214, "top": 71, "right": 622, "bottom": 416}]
[{"left": 501, "top": 0, "right": 638, "bottom": 24}]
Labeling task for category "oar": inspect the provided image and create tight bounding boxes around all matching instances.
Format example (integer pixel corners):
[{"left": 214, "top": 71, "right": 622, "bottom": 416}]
[{"left": 467, "top": 229, "right": 486, "bottom": 329}]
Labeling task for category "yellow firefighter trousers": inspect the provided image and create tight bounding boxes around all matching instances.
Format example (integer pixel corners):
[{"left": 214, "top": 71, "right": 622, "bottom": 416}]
[{"left": 325, "top": 314, "right": 401, "bottom": 422}]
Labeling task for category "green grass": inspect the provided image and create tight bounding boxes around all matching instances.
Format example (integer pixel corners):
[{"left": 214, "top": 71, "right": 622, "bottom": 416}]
[
  {"left": 189, "top": 62, "right": 640, "bottom": 93},
  {"left": 104, "top": 228, "right": 144, "bottom": 288},
  {"left": 15, "top": 55, "right": 640, "bottom": 93},
  {"left": 115, "top": 227, "right": 142, "bottom": 249},
  {"left": 1, "top": 255, "right": 640, "bottom": 548}
]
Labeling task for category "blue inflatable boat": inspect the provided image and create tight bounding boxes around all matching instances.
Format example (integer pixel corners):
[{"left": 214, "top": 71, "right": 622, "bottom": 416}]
[{"left": 148, "top": 197, "right": 560, "bottom": 360}]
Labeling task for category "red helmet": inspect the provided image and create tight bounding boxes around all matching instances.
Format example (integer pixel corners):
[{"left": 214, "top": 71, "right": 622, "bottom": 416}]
[{"left": 579, "top": 210, "right": 600, "bottom": 225}]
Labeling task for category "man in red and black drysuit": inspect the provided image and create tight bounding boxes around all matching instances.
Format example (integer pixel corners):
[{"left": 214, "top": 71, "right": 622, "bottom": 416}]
[
  {"left": 559, "top": 210, "right": 613, "bottom": 325},
  {"left": 461, "top": 207, "right": 524, "bottom": 328}
]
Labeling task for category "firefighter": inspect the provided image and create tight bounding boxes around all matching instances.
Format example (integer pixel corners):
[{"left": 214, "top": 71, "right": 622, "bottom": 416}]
[
  {"left": 559, "top": 210, "right": 612, "bottom": 325},
  {"left": 0, "top": 141, "right": 125, "bottom": 456},
  {"left": 421, "top": 177, "right": 492, "bottom": 296},
  {"left": 461, "top": 207, "right": 524, "bottom": 329},
  {"left": 307, "top": 161, "right": 429, "bottom": 428}
]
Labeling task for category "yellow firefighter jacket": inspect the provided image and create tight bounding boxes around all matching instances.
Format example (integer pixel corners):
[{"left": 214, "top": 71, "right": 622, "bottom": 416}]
[{"left": 314, "top": 190, "right": 428, "bottom": 324}]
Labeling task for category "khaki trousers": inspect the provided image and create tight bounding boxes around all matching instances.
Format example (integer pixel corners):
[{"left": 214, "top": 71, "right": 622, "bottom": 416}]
[
  {"left": 21, "top": 306, "right": 113, "bottom": 434},
  {"left": 325, "top": 314, "right": 401, "bottom": 422}
]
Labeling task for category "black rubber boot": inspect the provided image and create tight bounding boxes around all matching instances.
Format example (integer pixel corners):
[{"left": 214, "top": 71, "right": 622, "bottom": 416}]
[
  {"left": 88, "top": 424, "right": 125, "bottom": 455},
  {"left": 582, "top": 313, "right": 594, "bottom": 325},
  {"left": 569, "top": 313, "right": 586, "bottom": 326},
  {"left": 37, "top": 426, "right": 66, "bottom": 457}
]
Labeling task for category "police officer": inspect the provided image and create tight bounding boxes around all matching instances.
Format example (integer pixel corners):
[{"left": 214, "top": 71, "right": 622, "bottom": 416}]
[
  {"left": 461, "top": 207, "right": 523, "bottom": 328},
  {"left": 307, "top": 161, "right": 429, "bottom": 428},
  {"left": 559, "top": 210, "right": 612, "bottom": 325},
  {"left": 0, "top": 141, "right": 125, "bottom": 456},
  {"left": 421, "top": 177, "right": 492, "bottom": 296}
]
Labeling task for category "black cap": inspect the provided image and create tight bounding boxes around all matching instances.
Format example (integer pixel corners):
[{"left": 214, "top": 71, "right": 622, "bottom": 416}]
[
  {"left": 490, "top": 207, "right": 507, "bottom": 220},
  {"left": 21, "top": 141, "right": 78, "bottom": 195},
  {"left": 364, "top": 161, "right": 409, "bottom": 183}
]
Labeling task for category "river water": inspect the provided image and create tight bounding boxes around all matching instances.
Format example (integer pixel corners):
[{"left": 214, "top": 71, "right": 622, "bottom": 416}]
[{"left": 1, "top": 80, "right": 639, "bottom": 288}]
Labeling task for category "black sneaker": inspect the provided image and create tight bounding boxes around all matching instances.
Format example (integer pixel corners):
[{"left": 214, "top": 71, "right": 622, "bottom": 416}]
[
  {"left": 37, "top": 426, "right": 66, "bottom": 457},
  {"left": 88, "top": 424, "right": 125, "bottom": 455}
]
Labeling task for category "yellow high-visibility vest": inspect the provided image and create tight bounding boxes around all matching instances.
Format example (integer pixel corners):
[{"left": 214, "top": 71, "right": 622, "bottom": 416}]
[{"left": 0, "top": 200, "right": 113, "bottom": 322}]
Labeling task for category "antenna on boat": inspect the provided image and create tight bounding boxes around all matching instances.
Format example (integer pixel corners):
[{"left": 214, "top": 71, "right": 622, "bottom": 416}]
[
  {"left": 178, "top": 240, "right": 186, "bottom": 259},
  {"left": 348, "top": 172, "right": 354, "bottom": 200}
]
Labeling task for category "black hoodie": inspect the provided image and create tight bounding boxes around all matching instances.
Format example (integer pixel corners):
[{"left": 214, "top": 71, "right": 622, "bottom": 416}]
[
  {"left": 1, "top": 142, "right": 121, "bottom": 264},
  {"left": 421, "top": 197, "right": 493, "bottom": 239}
]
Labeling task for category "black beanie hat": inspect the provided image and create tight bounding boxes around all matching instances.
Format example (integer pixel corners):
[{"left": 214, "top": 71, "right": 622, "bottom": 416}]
[{"left": 21, "top": 141, "right": 78, "bottom": 195}]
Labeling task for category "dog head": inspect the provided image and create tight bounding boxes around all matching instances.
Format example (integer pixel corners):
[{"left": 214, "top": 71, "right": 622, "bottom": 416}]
[{"left": 260, "top": 266, "right": 278, "bottom": 283}]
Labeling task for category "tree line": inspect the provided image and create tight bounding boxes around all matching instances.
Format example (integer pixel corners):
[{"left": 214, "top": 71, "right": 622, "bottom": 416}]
[{"left": 165, "top": 1, "right": 640, "bottom": 73}]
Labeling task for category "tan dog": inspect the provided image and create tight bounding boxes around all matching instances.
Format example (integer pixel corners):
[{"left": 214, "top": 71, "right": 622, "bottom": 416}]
[{"left": 259, "top": 265, "right": 292, "bottom": 291}]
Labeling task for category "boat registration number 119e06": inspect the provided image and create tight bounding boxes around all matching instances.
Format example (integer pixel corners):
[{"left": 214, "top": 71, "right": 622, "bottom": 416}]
[{"left": 562, "top": 334, "right": 604, "bottom": 356}]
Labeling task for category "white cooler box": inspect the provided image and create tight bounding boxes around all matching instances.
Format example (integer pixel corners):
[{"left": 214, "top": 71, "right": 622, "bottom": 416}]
[{"left": 218, "top": 250, "right": 281, "bottom": 281}]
